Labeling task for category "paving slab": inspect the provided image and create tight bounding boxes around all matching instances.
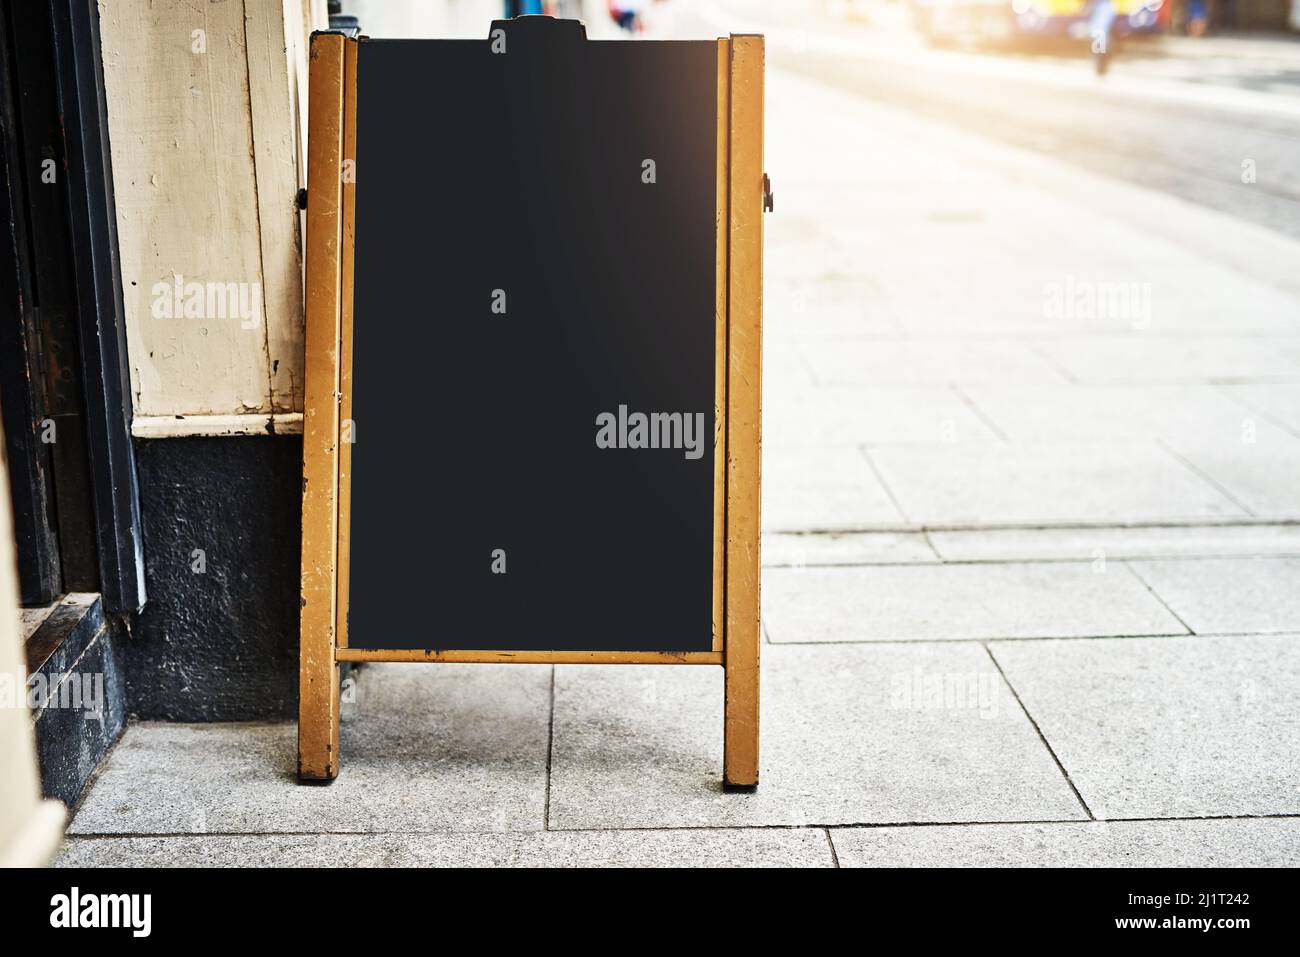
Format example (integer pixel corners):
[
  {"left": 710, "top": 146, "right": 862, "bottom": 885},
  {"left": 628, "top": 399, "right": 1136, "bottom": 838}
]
[
  {"left": 1091, "top": 268, "right": 1300, "bottom": 335},
  {"left": 929, "top": 524, "right": 1300, "bottom": 562},
  {"left": 762, "top": 444, "right": 905, "bottom": 531},
  {"left": 1166, "top": 427, "right": 1300, "bottom": 518},
  {"left": 56, "top": 828, "right": 833, "bottom": 868},
  {"left": 763, "top": 340, "right": 817, "bottom": 389},
  {"left": 868, "top": 442, "right": 1245, "bottom": 525},
  {"left": 800, "top": 339, "right": 1067, "bottom": 387},
  {"left": 1221, "top": 382, "right": 1300, "bottom": 433},
  {"left": 762, "top": 226, "right": 849, "bottom": 284},
  {"left": 1035, "top": 335, "right": 1300, "bottom": 383},
  {"left": 546, "top": 644, "right": 1087, "bottom": 829},
  {"left": 762, "top": 562, "right": 1186, "bottom": 643},
  {"left": 989, "top": 634, "right": 1300, "bottom": 819},
  {"left": 961, "top": 383, "right": 1270, "bottom": 445},
  {"left": 831, "top": 818, "right": 1300, "bottom": 867},
  {"left": 877, "top": 262, "right": 1299, "bottom": 339},
  {"left": 763, "top": 531, "right": 937, "bottom": 567},
  {"left": 68, "top": 663, "right": 551, "bottom": 834},
  {"left": 766, "top": 277, "right": 899, "bottom": 341},
  {"left": 765, "top": 384, "right": 999, "bottom": 449},
  {"left": 1129, "top": 557, "right": 1300, "bottom": 634}
]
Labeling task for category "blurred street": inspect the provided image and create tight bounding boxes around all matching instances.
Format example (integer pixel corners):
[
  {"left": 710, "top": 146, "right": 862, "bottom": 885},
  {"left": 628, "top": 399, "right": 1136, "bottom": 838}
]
[
  {"left": 662, "top": 1, "right": 1300, "bottom": 542},
  {"left": 53, "top": 1, "right": 1300, "bottom": 867},
  {"left": 686, "top": 0, "right": 1300, "bottom": 237}
]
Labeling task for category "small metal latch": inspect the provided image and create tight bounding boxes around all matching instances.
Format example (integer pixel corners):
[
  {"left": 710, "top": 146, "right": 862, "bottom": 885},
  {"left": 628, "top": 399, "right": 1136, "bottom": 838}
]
[
  {"left": 296, "top": 188, "right": 308, "bottom": 210},
  {"left": 763, "top": 173, "right": 773, "bottom": 213}
]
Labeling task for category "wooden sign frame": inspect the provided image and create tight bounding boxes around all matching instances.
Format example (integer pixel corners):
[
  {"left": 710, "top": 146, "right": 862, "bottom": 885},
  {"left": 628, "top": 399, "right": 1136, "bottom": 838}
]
[{"left": 298, "top": 29, "right": 764, "bottom": 789}]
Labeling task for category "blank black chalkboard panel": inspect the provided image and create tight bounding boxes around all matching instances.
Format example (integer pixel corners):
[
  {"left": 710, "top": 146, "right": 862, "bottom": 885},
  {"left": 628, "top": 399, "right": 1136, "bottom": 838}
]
[{"left": 346, "top": 29, "right": 718, "bottom": 652}]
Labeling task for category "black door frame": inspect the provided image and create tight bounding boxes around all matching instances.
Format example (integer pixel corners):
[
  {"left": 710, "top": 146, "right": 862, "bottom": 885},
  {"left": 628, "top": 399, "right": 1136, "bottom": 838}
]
[
  {"left": 0, "top": 7, "right": 62, "bottom": 604},
  {"left": 49, "top": 0, "right": 144, "bottom": 613},
  {"left": 0, "top": 0, "right": 145, "bottom": 614}
]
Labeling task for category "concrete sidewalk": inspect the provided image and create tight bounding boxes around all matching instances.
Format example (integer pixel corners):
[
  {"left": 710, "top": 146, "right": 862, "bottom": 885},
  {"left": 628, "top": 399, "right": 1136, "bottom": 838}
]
[{"left": 57, "top": 66, "right": 1300, "bottom": 867}]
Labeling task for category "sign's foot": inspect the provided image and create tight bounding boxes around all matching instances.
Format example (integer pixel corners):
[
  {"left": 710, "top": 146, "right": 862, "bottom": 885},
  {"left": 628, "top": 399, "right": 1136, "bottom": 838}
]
[
  {"left": 296, "top": 774, "right": 337, "bottom": 786},
  {"left": 296, "top": 752, "right": 339, "bottom": 783}
]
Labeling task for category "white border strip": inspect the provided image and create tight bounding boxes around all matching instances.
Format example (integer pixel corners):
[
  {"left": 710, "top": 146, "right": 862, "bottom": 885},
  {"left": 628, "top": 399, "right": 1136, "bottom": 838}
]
[{"left": 132, "top": 413, "right": 304, "bottom": 438}]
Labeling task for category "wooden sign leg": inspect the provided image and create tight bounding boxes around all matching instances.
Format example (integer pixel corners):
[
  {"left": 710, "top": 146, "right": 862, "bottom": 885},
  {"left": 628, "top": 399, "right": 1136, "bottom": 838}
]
[
  {"left": 298, "top": 33, "right": 347, "bottom": 781},
  {"left": 723, "top": 35, "right": 764, "bottom": 792}
]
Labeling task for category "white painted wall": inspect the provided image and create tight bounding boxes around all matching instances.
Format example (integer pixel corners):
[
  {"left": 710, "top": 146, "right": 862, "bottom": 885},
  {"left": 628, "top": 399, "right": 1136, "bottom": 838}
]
[
  {"left": 100, "top": 0, "right": 326, "bottom": 435},
  {"left": 0, "top": 441, "right": 65, "bottom": 866},
  {"left": 99, "top": 0, "right": 633, "bottom": 437}
]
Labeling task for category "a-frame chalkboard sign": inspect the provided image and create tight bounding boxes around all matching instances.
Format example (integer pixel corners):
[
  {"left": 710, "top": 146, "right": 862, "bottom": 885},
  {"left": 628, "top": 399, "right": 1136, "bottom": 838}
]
[{"left": 299, "top": 17, "right": 764, "bottom": 789}]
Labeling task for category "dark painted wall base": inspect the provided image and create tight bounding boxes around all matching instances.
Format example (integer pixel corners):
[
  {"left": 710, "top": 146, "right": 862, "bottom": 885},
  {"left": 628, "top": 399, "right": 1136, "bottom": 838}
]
[
  {"left": 28, "top": 595, "right": 127, "bottom": 806},
  {"left": 128, "top": 435, "right": 302, "bottom": 720},
  {"left": 29, "top": 434, "right": 303, "bottom": 803}
]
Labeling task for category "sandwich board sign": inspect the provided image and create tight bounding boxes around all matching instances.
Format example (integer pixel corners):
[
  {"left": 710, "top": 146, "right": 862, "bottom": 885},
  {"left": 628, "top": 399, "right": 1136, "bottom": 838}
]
[{"left": 298, "top": 17, "right": 765, "bottom": 788}]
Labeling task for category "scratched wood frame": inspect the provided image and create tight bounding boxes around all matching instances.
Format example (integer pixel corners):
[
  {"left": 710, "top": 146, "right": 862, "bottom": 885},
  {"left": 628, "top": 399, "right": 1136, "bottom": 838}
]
[{"left": 298, "top": 32, "right": 346, "bottom": 780}]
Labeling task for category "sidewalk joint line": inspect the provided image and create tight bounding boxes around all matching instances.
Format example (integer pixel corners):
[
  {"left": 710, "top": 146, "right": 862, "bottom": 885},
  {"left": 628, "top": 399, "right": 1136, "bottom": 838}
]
[
  {"left": 1123, "top": 561, "right": 1197, "bottom": 636},
  {"left": 823, "top": 828, "right": 841, "bottom": 868},
  {"left": 823, "top": 812, "right": 1300, "bottom": 829},
  {"left": 1156, "top": 439, "right": 1258, "bottom": 518},
  {"left": 1214, "top": 381, "right": 1300, "bottom": 442},
  {"left": 918, "top": 528, "right": 944, "bottom": 561},
  {"left": 794, "top": 342, "right": 821, "bottom": 387},
  {"left": 950, "top": 383, "right": 1009, "bottom": 443},
  {"left": 982, "top": 641, "right": 1096, "bottom": 821},
  {"left": 61, "top": 814, "right": 1300, "bottom": 841},
  {"left": 765, "top": 518, "right": 1300, "bottom": 536},
  {"left": 857, "top": 445, "right": 911, "bottom": 524},
  {"left": 763, "top": 552, "right": 1300, "bottom": 570},
  {"left": 543, "top": 665, "right": 556, "bottom": 832},
  {"left": 768, "top": 631, "right": 1196, "bottom": 647},
  {"left": 1025, "top": 340, "right": 1076, "bottom": 385}
]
